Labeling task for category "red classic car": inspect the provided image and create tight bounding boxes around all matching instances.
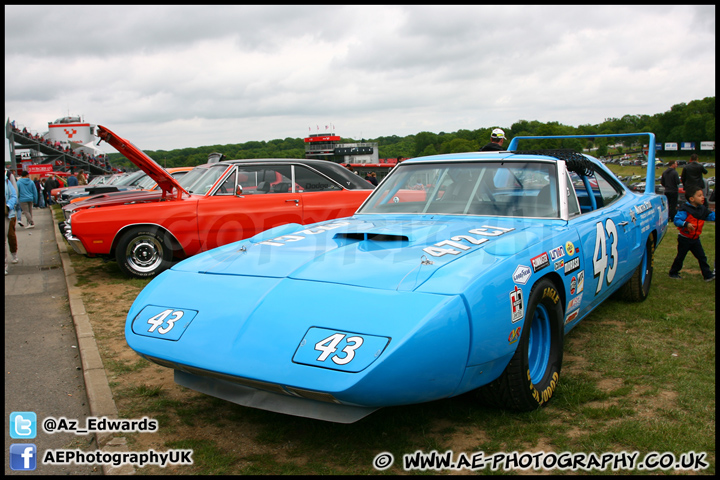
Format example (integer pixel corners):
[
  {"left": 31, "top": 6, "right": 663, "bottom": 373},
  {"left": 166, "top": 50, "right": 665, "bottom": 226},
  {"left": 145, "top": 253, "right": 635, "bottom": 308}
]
[{"left": 62, "top": 126, "right": 374, "bottom": 278}]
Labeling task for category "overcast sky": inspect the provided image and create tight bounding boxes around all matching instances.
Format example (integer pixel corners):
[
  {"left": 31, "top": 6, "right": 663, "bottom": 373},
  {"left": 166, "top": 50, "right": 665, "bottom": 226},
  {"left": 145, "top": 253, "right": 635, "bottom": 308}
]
[{"left": 4, "top": 5, "right": 716, "bottom": 162}]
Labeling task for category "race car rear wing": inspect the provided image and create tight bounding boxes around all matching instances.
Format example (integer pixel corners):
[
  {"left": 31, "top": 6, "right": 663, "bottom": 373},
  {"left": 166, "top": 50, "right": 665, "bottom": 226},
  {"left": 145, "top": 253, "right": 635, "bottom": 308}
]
[{"left": 507, "top": 132, "right": 658, "bottom": 195}]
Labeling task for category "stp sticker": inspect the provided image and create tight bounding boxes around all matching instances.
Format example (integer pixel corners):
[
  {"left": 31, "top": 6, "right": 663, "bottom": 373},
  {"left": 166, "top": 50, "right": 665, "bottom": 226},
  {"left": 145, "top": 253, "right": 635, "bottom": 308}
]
[{"left": 510, "top": 286, "right": 524, "bottom": 323}]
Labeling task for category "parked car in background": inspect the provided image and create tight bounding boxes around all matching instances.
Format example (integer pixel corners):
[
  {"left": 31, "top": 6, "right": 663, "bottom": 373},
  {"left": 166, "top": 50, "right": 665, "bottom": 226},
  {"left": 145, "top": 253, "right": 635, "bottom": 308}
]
[
  {"left": 63, "top": 166, "right": 193, "bottom": 206},
  {"left": 51, "top": 173, "right": 121, "bottom": 201},
  {"left": 123, "top": 132, "right": 669, "bottom": 423},
  {"left": 62, "top": 126, "right": 374, "bottom": 278}
]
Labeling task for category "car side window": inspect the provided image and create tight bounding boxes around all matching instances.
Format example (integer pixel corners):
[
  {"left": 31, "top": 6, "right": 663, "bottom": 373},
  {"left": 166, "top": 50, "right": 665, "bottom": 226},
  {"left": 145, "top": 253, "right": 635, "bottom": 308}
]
[
  {"left": 294, "top": 166, "right": 341, "bottom": 192},
  {"left": 566, "top": 171, "right": 581, "bottom": 217},
  {"left": 234, "top": 166, "right": 293, "bottom": 194},
  {"left": 594, "top": 170, "right": 623, "bottom": 207},
  {"left": 571, "top": 169, "right": 624, "bottom": 213},
  {"left": 214, "top": 170, "right": 237, "bottom": 196}
]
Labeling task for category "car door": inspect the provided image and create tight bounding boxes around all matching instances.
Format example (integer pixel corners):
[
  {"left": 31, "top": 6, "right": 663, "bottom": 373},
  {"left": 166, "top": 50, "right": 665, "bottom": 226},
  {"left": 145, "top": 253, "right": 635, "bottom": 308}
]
[
  {"left": 570, "top": 170, "right": 635, "bottom": 316},
  {"left": 292, "top": 164, "right": 362, "bottom": 223},
  {"left": 196, "top": 165, "right": 303, "bottom": 251}
]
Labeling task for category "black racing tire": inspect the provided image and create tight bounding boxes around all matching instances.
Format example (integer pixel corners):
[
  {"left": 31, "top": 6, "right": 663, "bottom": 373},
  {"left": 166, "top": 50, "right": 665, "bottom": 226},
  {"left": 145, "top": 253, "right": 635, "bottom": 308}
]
[
  {"left": 477, "top": 278, "right": 564, "bottom": 411},
  {"left": 115, "top": 227, "right": 173, "bottom": 278},
  {"left": 616, "top": 234, "right": 655, "bottom": 302}
]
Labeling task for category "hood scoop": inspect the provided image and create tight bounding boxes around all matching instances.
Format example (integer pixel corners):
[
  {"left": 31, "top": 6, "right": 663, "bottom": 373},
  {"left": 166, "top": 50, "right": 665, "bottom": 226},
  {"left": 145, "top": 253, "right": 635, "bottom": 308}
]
[{"left": 334, "top": 232, "right": 410, "bottom": 242}]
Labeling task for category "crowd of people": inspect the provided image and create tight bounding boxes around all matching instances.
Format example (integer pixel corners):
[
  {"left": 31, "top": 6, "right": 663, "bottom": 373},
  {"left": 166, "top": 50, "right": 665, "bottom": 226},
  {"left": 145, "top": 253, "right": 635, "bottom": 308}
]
[{"left": 9, "top": 120, "right": 116, "bottom": 173}]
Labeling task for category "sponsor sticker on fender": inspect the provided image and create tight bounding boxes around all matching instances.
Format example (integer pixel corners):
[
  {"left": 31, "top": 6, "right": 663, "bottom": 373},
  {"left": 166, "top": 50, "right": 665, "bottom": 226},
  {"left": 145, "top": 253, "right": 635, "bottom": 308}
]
[
  {"left": 531, "top": 252, "right": 550, "bottom": 273},
  {"left": 577, "top": 271, "right": 585, "bottom": 293},
  {"left": 568, "top": 293, "right": 583, "bottom": 311},
  {"left": 565, "top": 309, "right": 580, "bottom": 325},
  {"left": 565, "top": 241, "right": 575, "bottom": 256},
  {"left": 564, "top": 256, "right": 580, "bottom": 275},
  {"left": 508, "top": 326, "right": 522, "bottom": 344},
  {"left": 510, "top": 286, "right": 524, "bottom": 323},
  {"left": 513, "top": 265, "right": 532, "bottom": 285},
  {"left": 549, "top": 246, "right": 565, "bottom": 261}
]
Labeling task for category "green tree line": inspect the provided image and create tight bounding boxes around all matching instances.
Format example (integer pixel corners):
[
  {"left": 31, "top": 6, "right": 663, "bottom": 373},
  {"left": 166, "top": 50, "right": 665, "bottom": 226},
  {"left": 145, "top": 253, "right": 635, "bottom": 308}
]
[{"left": 108, "top": 96, "right": 714, "bottom": 169}]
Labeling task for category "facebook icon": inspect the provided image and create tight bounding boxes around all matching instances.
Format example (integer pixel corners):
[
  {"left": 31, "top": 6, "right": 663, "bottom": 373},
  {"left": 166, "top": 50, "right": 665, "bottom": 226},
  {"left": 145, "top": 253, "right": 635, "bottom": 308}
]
[{"left": 10, "top": 444, "right": 37, "bottom": 471}]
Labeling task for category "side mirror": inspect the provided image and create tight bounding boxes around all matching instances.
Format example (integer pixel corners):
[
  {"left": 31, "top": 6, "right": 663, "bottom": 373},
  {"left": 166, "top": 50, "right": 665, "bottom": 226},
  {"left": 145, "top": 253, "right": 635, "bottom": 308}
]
[{"left": 236, "top": 185, "right": 243, "bottom": 195}]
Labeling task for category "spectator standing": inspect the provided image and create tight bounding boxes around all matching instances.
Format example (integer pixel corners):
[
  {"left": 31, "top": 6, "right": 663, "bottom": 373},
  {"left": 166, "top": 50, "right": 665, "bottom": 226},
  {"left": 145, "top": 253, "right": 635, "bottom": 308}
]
[
  {"left": 32, "top": 176, "right": 45, "bottom": 208},
  {"left": 40, "top": 178, "right": 51, "bottom": 207},
  {"left": 67, "top": 170, "right": 78, "bottom": 187},
  {"left": 44, "top": 175, "right": 57, "bottom": 205},
  {"left": 668, "top": 186, "right": 715, "bottom": 281},
  {"left": 661, "top": 160, "right": 681, "bottom": 222},
  {"left": 6, "top": 169, "right": 19, "bottom": 274},
  {"left": 364, "top": 171, "right": 378, "bottom": 186},
  {"left": 17, "top": 170, "right": 38, "bottom": 229},
  {"left": 8, "top": 170, "right": 24, "bottom": 227},
  {"left": 77, "top": 169, "right": 88, "bottom": 186},
  {"left": 681, "top": 154, "right": 708, "bottom": 203},
  {"left": 481, "top": 128, "right": 506, "bottom": 151}
]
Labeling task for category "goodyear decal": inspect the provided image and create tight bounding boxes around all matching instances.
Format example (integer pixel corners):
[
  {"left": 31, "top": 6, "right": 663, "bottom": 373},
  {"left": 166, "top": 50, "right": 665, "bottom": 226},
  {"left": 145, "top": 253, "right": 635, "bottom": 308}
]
[{"left": 513, "top": 265, "right": 532, "bottom": 285}]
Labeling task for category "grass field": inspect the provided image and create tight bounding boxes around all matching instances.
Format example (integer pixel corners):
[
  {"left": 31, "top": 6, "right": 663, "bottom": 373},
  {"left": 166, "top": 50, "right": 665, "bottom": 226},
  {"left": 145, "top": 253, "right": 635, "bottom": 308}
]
[{"left": 55, "top": 194, "right": 715, "bottom": 475}]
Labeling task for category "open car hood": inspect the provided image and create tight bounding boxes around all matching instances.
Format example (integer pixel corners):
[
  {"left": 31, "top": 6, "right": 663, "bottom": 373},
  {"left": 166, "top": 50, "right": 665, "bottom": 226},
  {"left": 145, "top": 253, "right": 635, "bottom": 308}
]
[{"left": 96, "top": 125, "right": 188, "bottom": 198}]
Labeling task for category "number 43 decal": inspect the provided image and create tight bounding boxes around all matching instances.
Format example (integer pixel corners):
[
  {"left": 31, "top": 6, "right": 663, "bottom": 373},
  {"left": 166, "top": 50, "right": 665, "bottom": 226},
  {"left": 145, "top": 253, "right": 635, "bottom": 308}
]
[
  {"left": 315, "top": 333, "right": 364, "bottom": 365},
  {"left": 147, "top": 309, "right": 184, "bottom": 335},
  {"left": 593, "top": 219, "right": 619, "bottom": 294}
]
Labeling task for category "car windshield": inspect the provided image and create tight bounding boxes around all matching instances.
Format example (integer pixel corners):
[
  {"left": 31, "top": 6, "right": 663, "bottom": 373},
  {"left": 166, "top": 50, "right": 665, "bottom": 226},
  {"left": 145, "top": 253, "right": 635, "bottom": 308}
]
[
  {"left": 357, "top": 161, "right": 559, "bottom": 218},
  {"left": 114, "top": 170, "right": 146, "bottom": 186},
  {"left": 135, "top": 175, "right": 158, "bottom": 190},
  {"left": 180, "top": 164, "right": 229, "bottom": 195}
]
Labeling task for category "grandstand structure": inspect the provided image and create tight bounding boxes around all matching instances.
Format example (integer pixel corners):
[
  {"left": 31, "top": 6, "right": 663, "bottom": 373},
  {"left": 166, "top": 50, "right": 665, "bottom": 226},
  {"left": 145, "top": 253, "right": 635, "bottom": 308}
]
[{"left": 5, "top": 117, "right": 118, "bottom": 176}]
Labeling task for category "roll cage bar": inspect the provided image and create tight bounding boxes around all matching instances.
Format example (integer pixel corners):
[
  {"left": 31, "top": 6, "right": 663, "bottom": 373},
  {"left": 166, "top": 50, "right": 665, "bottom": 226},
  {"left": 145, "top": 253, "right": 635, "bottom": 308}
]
[{"left": 507, "top": 133, "right": 657, "bottom": 195}]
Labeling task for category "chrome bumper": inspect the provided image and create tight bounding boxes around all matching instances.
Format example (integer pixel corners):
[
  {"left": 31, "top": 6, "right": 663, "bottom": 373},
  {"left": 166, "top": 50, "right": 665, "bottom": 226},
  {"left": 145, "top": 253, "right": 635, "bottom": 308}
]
[{"left": 58, "top": 221, "right": 88, "bottom": 255}]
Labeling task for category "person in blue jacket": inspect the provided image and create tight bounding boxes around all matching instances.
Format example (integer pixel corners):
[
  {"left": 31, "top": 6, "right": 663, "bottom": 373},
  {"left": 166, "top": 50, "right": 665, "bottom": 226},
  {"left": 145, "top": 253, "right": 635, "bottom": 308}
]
[
  {"left": 16, "top": 170, "right": 38, "bottom": 229},
  {"left": 668, "top": 185, "right": 715, "bottom": 281},
  {"left": 5, "top": 169, "right": 18, "bottom": 275}
]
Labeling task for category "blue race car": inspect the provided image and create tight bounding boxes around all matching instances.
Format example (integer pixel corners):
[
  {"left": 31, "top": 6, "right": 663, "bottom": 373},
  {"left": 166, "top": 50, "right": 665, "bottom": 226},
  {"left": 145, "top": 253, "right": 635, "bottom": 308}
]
[{"left": 125, "top": 133, "right": 668, "bottom": 423}]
